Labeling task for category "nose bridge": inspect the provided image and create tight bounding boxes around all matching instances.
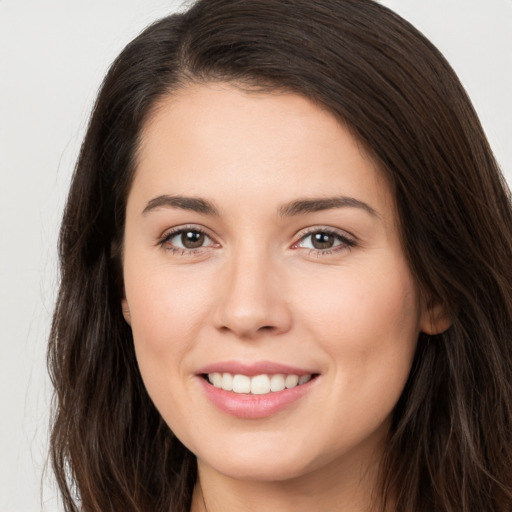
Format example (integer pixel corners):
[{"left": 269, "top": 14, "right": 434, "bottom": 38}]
[{"left": 214, "top": 239, "right": 291, "bottom": 337}]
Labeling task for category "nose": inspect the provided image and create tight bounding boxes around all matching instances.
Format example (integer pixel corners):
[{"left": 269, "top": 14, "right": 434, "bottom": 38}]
[{"left": 212, "top": 247, "right": 292, "bottom": 339}]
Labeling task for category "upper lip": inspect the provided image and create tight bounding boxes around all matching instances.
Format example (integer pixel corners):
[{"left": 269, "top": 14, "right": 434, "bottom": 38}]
[{"left": 196, "top": 360, "right": 318, "bottom": 377}]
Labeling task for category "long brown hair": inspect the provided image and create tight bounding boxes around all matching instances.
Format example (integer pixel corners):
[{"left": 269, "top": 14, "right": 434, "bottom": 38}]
[{"left": 48, "top": 1, "right": 512, "bottom": 511}]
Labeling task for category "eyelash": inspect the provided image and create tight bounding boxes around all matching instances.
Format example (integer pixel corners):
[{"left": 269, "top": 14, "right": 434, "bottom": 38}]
[
  {"left": 158, "top": 226, "right": 356, "bottom": 256},
  {"left": 158, "top": 225, "right": 218, "bottom": 255},
  {"left": 293, "top": 228, "right": 356, "bottom": 255}
]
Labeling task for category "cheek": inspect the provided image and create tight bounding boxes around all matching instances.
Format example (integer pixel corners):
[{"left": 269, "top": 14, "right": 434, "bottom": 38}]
[
  {"left": 294, "top": 258, "right": 421, "bottom": 403},
  {"left": 123, "top": 256, "right": 216, "bottom": 384},
  {"left": 301, "top": 253, "right": 420, "bottom": 339}
]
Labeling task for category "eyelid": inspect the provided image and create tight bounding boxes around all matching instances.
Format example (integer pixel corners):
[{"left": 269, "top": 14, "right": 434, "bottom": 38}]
[
  {"left": 158, "top": 224, "right": 220, "bottom": 250},
  {"left": 291, "top": 226, "right": 356, "bottom": 251}
]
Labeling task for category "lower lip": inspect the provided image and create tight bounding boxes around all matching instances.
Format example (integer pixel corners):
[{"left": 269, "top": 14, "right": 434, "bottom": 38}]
[{"left": 198, "top": 376, "right": 317, "bottom": 419}]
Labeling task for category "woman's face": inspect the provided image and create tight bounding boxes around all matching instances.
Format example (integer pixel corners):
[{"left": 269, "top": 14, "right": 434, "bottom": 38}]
[{"left": 122, "top": 83, "right": 437, "bottom": 483}]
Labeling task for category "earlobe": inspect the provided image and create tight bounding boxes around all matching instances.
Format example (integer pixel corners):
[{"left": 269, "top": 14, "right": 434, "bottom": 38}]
[
  {"left": 121, "top": 299, "right": 132, "bottom": 325},
  {"left": 420, "top": 298, "right": 451, "bottom": 335}
]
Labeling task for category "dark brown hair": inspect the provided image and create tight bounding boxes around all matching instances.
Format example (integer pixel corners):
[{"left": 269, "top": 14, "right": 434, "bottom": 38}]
[{"left": 48, "top": 1, "right": 512, "bottom": 511}]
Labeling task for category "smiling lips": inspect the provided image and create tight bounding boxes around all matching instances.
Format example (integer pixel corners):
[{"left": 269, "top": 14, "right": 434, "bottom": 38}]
[{"left": 197, "top": 362, "right": 318, "bottom": 418}]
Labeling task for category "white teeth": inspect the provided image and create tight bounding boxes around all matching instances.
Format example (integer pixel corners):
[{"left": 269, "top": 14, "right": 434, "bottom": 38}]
[
  {"left": 285, "top": 374, "right": 299, "bottom": 388},
  {"left": 207, "top": 372, "right": 313, "bottom": 395},
  {"left": 270, "top": 374, "right": 286, "bottom": 392},
  {"left": 251, "top": 374, "right": 271, "bottom": 395},
  {"left": 221, "top": 372, "right": 233, "bottom": 391},
  {"left": 298, "top": 375, "right": 312, "bottom": 385},
  {"left": 210, "top": 372, "right": 222, "bottom": 387},
  {"left": 232, "top": 374, "right": 251, "bottom": 393}
]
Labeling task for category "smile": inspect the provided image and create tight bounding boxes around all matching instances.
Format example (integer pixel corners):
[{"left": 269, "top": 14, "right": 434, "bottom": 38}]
[
  {"left": 207, "top": 372, "right": 313, "bottom": 395},
  {"left": 197, "top": 363, "right": 320, "bottom": 419}
]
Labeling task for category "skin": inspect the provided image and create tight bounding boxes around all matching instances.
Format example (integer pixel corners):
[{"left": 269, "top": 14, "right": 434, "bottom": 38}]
[{"left": 121, "top": 83, "right": 448, "bottom": 512}]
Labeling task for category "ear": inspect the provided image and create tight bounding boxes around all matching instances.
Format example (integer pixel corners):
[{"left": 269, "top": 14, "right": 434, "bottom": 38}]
[
  {"left": 121, "top": 298, "right": 132, "bottom": 325},
  {"left": 420, "top": 297, "right": 451, "bottom": 335}
]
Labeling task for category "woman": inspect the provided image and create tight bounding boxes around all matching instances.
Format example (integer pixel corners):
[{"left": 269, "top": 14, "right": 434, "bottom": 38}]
[{"left": 48, "top": 0, "right": 512, "bottom": 511}]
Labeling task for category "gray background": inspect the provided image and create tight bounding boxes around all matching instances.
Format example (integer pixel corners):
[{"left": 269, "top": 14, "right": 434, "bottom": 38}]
[{"left": 1, "top": 1, "right": 511, "bottom": 511}]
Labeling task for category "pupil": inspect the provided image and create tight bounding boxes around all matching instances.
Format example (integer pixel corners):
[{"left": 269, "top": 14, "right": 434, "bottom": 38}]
[
  {"left": 181, "top": 231, "right": 205, "bottom": 249},
  {"left": 312, "top": 232, "right": 334, "bottom": 249}
]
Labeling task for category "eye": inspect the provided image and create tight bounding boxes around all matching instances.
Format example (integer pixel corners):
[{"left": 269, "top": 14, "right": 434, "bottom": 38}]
[
  {"left": 160, "top": 227, "right": 216, "bottom": 251},
  {"left": 294, "top": 229, "right": 355, "bottom": 252}
]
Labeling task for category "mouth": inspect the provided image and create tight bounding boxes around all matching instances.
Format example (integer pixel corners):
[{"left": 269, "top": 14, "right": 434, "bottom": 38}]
[
  {"left": 197, "top": 363, "right": 320, "bottom": 418},
  {"left": 203, "top": 372, "right": 318, "bottom": 395}
]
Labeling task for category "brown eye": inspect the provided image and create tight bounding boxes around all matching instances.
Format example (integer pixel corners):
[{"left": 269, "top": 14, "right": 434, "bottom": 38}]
[
  {"left": 181, "top": 230, "right": 205, "bottom": 248},
  {"left": 162, "top": 228, "right": 214, "bottom": 251},
  {"left": 295, "top": 229, "right": 354, "bottom": 253},
  {"left": 310, "top": 232, "right": 336, "bottom": 249}
]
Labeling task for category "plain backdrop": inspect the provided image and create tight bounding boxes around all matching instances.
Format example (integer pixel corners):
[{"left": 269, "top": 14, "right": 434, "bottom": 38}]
[{"left": 0, "top": 1, "right": 511, "bottom": 511}]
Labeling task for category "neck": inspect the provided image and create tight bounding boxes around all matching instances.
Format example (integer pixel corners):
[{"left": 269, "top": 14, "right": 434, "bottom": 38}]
[{"left": 190, "top": 451, "right": 390, "bottom": 512}]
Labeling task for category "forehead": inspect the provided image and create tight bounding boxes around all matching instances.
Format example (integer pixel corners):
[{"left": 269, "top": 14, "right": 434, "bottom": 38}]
[{"left": 131, "top": 83, "right": 396, "bottom": 225}]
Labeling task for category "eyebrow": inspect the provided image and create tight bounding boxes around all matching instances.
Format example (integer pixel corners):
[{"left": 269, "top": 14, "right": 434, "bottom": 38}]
[
  {"left": 142, "top": 195, "right": 220, "bottom": 216},
  {"left": 279, "top": 196, "right": 378, "bottom": 218},
  {"left": 142, "top": 194, "right": 378, "bottom": 218}
]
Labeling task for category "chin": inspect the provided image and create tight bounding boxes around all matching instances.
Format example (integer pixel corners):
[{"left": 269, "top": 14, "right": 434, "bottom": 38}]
[
  {"left": 202, "top": 455, "right": 314, "bottom": 483},
  {"left": 193, "top": 432, "right": 327, "bottom": 483}
]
